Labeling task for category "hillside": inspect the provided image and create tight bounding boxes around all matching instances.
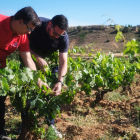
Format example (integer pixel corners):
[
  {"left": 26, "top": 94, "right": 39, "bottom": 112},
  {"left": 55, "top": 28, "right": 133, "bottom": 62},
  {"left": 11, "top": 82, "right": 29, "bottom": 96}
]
[{"left": 67, "top": 25, "right": 140, "bottom": 54}]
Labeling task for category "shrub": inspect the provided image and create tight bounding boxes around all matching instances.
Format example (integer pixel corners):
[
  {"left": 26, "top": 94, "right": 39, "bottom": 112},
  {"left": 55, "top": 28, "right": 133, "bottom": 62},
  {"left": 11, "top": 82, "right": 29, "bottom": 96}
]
[
  {"left": 122, "top": 27, "right": 129, "bottom": 33},
  {"left": 77, "top": 26, "right": 82, "bottom": 32},
  {"left": 138, "top": 28, "right": 140, "bottom": 33},
  {"left": 77, "top": 32, "right": 86, "bottom": 41}
]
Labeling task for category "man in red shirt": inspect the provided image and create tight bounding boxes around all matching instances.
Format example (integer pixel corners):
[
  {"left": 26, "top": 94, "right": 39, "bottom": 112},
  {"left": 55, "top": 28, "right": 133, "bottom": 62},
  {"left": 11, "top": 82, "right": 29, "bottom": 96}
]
[
  {"left": 0, "top": 7, "right": 48, "bottom": 140},
  {"left": 0, "top": 7, "right": 40, "bottom": 69}
]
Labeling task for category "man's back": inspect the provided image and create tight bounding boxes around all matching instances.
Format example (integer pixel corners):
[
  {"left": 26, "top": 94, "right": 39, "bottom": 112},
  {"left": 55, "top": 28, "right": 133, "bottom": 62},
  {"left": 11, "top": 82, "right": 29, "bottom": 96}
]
[
  {"left": 28, "top": 17, "right": 69, "bottom": 58},
  {"left": 0, "top": 14, "right": 8, "bottom": 22}
]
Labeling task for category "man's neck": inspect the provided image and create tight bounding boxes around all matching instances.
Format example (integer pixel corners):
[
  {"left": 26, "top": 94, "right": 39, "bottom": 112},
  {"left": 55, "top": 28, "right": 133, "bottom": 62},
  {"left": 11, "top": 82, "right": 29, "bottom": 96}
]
[
  {"left": 45, "top": 21, "right": 49, "bottom": 33},
  {"left": 10, "top": 17, "right": 16, "bottom": 34}
]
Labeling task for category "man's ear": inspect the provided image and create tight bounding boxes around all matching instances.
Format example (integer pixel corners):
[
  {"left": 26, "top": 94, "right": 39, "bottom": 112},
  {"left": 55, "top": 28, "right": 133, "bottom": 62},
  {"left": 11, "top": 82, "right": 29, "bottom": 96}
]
[
  {"left": 19, "top": 19, "right": 24, "bottom": 25},
  {"left": 48, "top": 21, "right": 52, "bottom": 27}
]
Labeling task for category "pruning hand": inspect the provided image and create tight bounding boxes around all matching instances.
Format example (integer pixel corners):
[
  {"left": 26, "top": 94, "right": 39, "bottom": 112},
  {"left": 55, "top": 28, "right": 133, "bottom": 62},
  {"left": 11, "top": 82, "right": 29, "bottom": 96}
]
[
  {"left": 37, "top": 78, "right": 50, "bottom": 89},
  {"left": 52, "top": 82, "right": 62, "bottom": 96},
  {"left": 36, "top": 57, "right": 48, "bottom": 71}
]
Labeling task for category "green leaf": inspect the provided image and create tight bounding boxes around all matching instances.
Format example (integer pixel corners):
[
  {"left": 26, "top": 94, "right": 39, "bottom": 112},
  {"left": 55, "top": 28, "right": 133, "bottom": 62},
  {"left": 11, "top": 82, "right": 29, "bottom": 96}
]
[
  {"left": 75, "top": 71, "right": 82, "bottom": 80},
  {"left": 32, "top": 55, "right": 37, "bottom": 62},
  {"left": 5, "top": 67, "right": 13, "bottom": 74},
  {"left": 87, "top": 77, "right": 92, "bottom": 83},
  {"left": 25, "top": 68, "right": 33, "bottom": 80},
  {"left": 19, "top": 73, "right": 28, "bottom": 82},
  {"left": 45, "top": 88, "right": 53, "bottom": 96},
  {"left": 18, "top": 78, "right": 24, "bottom": 87},
  {"left": 92, "top": 59, "right": 97, "bottom": 65},
  {"left": 65, "top": 74, "right": 73, "bottom": 86},
  {"left": 33, "top": 72, "right": 40, "bottom": 83},
  {"left": 10, "top": 86, "right": 16, "bottom": 93},
  {"left": 7, "top": 74, "right": 15, "bottom": 81},
  {"left": 137, "top": 63, "right": 140, "bottom": 69},
  {"left": 1, "top": 77, "right": 9, "bottom": 91},
  {"left": 95, "top": 75, "right": 103, "bottom": 87},
  {"left": 81, "top": 83, "right": 91, "bottom": 95},
  {"left": 30, "top": 99, "right": 37, "bottom": 108}
]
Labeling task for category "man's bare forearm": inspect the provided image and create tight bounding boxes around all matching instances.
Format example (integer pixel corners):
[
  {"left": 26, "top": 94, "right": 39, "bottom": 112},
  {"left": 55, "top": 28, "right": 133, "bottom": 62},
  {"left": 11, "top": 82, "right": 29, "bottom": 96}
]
[
  {"left": 30, "top": 49, "right": 42, "bottom": 59},
  {"left": 58, "top": 63, "right": 67, "bottom": 82},
  {"left": 19, "top": 51, "right": 37, "bottom": 70},
  {"left": 24, "top": 60, "right": 37, "bottom": 70},
  {"left": 58, "top": 52, "right": 68, "bottom": 82}
]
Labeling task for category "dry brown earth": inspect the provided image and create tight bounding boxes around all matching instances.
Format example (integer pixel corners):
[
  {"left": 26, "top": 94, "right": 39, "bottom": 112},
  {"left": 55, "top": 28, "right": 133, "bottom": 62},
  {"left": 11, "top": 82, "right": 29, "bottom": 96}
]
[{"left": 68, "top": 26, "right": 140, "bottom": 54}]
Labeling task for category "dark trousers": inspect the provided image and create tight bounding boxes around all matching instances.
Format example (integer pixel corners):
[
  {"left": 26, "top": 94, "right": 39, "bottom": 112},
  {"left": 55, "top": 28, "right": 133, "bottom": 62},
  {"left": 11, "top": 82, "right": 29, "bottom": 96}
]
[
  {"left": 0, "top": 96, "right": 6, "bottom": 133},
  {"left": 21, "top": 110, "right": 55, "bottom": 126},
  {"left": 46, "top": 118, "right": 55, "bottom": 126}
]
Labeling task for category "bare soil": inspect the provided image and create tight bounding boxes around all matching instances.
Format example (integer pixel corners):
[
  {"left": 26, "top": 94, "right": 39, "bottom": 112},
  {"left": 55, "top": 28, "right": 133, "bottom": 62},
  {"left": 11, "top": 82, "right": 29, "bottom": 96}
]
[{"left": 68, "top": 26, "right": 140, "bottom": 54}]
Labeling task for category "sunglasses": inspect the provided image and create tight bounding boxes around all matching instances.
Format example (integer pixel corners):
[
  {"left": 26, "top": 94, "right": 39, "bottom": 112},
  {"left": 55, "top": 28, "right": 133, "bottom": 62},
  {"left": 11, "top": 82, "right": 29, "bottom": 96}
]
[
  {"left": 51, "top": 25, "right": 65, "bottom": 37},
  {"left": 26, "top": 24, "right": 34, "bottom": 32}
]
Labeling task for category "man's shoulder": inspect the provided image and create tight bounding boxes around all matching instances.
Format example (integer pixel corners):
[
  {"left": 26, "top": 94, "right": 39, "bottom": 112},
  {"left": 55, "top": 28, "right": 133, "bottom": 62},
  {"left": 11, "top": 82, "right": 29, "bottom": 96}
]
[
  {"left": 19, "top": 34, "right": 29, "bottom": 44},
  {"left": 61, "top": 32, "right": 69, "bottom": 42},
  {"left": 39, "top": 17, "right": 50, "bottom": 23},
  {"left": 0, "top": 14, "right": 9, "bottom": 22}
]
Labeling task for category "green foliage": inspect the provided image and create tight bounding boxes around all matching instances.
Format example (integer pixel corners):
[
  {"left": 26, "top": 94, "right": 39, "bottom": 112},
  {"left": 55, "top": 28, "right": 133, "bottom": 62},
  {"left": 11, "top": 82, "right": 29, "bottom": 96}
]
[
  {"left": 77, "top": 32, "right": 86, "bottom": 41},
  {"left": 115, "top": 25, "right": 124, "bottom": 42},
  {"left": 34, "top": 127, "right": 46, "bottom": 139},
  {"left": 67, "top": 48, "right": 136, "bottom": 96},
  {"left": 68, "top": 46, "right": 85, "bottom": 55},
  {"left": 77, "top": 26, "right": 82, "bottom": 32},
  {"left": 138, "top": 28, "right": 140, "bottom": 33},
  {"left": 0, "top": 57, "right": 80, "bottom": 131},
  {"left": 124, "top": 39, "right": 140, "bottom": 57},
  {"left": 46, "top": 125, "right": 60, "bottom": 140},
  {"left": 7, "top": 50, "right": 20, "bottom": 61},
  {"left": 122, "top": 27, "right": 129, "bottom": 33}
]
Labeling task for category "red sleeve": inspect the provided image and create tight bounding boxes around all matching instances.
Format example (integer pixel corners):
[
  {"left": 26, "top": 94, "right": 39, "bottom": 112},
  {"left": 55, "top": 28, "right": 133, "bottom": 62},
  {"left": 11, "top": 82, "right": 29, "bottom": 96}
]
[{"left": 18, "top": 34, "right": 30, "bottom": 52}]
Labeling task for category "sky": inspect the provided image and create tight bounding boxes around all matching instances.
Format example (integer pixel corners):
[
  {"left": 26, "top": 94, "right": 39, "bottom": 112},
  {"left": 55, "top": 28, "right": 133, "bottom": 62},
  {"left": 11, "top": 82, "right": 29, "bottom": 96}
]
[{"left": 0, "top": 0, "right": 139, "bottom": 27}]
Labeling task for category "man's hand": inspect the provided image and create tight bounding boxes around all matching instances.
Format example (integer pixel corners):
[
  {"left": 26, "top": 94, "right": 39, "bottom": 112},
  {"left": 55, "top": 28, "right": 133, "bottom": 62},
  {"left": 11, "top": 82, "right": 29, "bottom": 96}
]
[
  {"left": 36, "top": 57, "right": 48, "bottom": 71},
  {"left": 52, "top": 82, "right": 62, "bottom": 96},
  {"left": 37, "top": 78, "right": 50, "bottom": 89}
]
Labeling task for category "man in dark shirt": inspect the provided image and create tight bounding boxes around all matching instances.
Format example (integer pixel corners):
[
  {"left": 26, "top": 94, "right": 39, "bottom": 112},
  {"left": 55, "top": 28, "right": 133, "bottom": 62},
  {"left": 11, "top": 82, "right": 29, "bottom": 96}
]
[
  {"left": 28, "top": 15, "right": 69, "bottom": 95},
  {"left": 28, "top": 15, "right": 69, "bottom": 138}
]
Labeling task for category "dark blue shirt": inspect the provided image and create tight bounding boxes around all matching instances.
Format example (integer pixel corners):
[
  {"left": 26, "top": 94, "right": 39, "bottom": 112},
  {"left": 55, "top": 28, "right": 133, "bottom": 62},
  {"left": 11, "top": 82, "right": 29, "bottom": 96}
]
[{"left": 28, "top": 17, "right": 69, "bottom": 58}]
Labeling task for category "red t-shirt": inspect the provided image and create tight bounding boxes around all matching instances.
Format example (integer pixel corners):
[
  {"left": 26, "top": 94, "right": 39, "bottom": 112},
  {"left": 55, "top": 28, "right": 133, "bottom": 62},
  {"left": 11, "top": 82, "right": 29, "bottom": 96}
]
[{"left": 0, "top": 14, "right": 30, "bottom": 68}]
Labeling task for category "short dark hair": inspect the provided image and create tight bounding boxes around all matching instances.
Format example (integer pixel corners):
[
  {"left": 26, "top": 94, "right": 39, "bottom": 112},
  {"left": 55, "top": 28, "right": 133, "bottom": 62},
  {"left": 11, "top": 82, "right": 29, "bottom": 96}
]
[
  {"left": 14, "top": 6, "right": 41, "bottom": 26},
  {"left": 51, "top": 15, "right": 68, "bottom": 30}
]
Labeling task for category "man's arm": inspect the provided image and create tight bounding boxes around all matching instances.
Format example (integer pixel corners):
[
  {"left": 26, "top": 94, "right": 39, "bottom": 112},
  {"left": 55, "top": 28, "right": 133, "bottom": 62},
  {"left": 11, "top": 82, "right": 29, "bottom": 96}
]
[
  {"left": 19, "top": 51, "right": 49, "bottom": 89},
  {"left": 52, "top": 52, "right": 67, "bottom": 95},
  {"left": 58, "top": 52, "right": 67, "bottom": 82},
  {"left": 30, "top": 49, "right": 48, "bottom": 71},
  {"left": 19, "top": 51, "right": 37, "bottom": 70}
]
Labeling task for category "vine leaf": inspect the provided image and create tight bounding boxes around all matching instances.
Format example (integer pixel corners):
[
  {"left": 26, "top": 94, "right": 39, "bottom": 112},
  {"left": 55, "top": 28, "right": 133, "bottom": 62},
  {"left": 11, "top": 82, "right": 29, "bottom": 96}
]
[
  {"left": 25, "top": 68, "right": 33, "bottom": 80},
  {"left": 1, "top": 77, "right": 9, "bottom": 91}
]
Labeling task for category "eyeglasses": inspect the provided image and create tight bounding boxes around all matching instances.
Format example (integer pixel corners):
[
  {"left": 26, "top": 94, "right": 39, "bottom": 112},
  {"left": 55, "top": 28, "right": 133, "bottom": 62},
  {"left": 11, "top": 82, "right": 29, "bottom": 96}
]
[
  {"left": 26, "top": 24, "right": 34, "bottom": 32},
  {"left": 51, "top": 25, "right": 65, "bottom": 37}
]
